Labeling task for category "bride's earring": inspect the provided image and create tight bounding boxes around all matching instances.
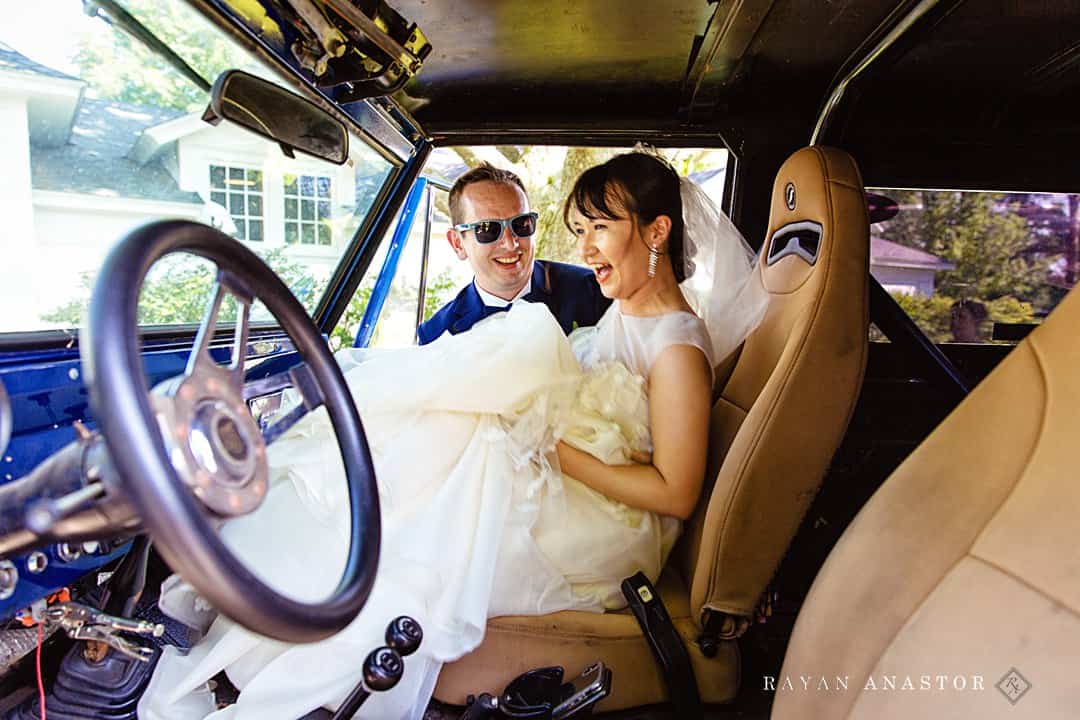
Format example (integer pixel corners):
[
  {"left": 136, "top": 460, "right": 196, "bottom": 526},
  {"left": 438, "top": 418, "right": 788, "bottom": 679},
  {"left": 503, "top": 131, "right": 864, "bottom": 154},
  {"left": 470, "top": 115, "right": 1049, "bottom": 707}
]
[{"left": 648, "top": 245, "right": 660, "bottom": 278}]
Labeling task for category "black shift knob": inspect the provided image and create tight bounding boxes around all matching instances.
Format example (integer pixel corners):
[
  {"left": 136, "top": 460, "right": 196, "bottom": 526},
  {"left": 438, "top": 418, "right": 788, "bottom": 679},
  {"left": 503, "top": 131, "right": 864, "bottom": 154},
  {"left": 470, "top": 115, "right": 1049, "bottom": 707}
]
[
  {"left": 385, "top": 616, "right": 423, "bottom": 657},
  {"left": 362, "top": 646, "right": 403, "bottom": 692}
]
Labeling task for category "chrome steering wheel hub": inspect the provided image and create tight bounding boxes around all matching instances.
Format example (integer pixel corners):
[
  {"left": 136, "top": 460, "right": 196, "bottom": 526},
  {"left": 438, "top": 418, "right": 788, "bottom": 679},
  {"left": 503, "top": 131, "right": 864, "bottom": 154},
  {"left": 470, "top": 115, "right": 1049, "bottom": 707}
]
[{"left": 152, "top": 362, "right": 268, "bottom": 518}]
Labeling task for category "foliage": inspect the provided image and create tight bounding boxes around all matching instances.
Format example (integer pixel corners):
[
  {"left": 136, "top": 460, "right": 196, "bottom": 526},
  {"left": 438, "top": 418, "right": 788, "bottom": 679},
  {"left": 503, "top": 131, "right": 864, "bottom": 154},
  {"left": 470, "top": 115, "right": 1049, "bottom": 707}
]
[
  {"left": 76, "top": 0, "right": 253, "bottom": 112},
  {"left": 327, "top": 268, "right": 457, "bottom": 350},
  {"left": 886, "top": 292, "right": 1036, "bottom": 344},
  {"left": 890, "top": 293, "right": 956, "bottom": 343},
  {"left": 328, "top": 283, "right": 373, "bottom": 351},
  {"left": 532, "top": 147, "right": 624, "bottom": 264},
  {"left": 878, "top": 190, "right": 1045, "bottom": 304},
  {"left": 41, "top": 249, "right": 320, "bottom": 327},
  {"left": 423, "top": 269, "right": 459, "bottom": 322},
  {"left": 984, "top": 295, "right": 1038, "bottom": 326}
]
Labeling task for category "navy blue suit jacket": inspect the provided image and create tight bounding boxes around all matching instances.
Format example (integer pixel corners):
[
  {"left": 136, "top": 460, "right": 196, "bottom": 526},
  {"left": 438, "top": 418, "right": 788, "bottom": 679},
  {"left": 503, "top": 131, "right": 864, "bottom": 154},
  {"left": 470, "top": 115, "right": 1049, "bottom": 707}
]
[{"left": 417, "top": 260, "right": 611, "bottom": 345}]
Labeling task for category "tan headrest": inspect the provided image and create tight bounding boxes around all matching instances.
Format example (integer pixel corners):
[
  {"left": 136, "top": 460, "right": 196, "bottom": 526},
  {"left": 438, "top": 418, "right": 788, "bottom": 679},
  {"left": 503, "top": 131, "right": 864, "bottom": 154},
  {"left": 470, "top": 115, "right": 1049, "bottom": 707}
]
[
  {"left": 762, "top": 148, "right": 865, "bottom": 294},
  {"left": 676, "top": 146, "right": 869, "bottom": 626}
]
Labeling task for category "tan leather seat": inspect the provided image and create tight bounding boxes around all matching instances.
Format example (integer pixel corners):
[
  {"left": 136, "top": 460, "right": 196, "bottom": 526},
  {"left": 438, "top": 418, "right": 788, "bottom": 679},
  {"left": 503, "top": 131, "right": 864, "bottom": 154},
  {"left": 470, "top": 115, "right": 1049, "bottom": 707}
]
[
  {"left": 774, "top": 285, "right": 1080, "bottom": 718},
  {"left": 435, "top": 146, "right": 869, "bottom": 710}
]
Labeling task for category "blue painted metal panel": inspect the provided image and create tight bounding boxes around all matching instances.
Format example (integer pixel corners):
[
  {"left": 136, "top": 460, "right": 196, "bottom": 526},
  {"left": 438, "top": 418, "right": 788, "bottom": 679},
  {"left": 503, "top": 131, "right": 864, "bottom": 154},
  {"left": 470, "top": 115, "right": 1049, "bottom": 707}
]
[
  {"left": 0, "top": 337, "right": 299, "bottom": 620},
  {"left": 1, "top": 544, "right": 131, "bottom": 621},
  {"left": 353, "top": 177, "right": 428, "bottom": 348}
]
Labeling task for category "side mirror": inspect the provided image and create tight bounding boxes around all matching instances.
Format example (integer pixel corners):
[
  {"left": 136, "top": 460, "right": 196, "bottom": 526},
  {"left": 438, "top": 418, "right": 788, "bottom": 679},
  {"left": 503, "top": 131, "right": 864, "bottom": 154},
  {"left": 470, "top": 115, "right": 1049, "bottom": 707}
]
[
  {"left": 202, "top": 70, "right": 349, "bottom": 165},
  {"left": 866, "top": 192, "right": 899, "bottom": 224}
]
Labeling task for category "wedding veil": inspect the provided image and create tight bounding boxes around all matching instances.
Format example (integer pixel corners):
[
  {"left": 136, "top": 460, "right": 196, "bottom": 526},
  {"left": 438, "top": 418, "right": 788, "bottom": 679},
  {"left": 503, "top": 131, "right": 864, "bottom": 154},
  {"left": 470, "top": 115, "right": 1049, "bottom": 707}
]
[{"left": 677, "top": 177, "right": 769, "bottom": 363}]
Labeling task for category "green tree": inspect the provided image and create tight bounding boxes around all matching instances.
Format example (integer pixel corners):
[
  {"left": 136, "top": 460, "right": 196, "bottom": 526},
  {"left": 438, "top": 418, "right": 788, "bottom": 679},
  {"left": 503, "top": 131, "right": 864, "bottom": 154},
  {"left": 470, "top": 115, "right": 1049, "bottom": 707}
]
[
  {"left": 328, "top": 268, "right": 457, "bottom": 350},
  {"left": 328, "top": 283, "right": 373, "bottom": 350},
  {"left": 879, "top": 191, "right": 1043, "bottom": 303},
  {"left": 890, "top": 293, "right": 956, "bottom": 343},
  {"left": 76, "top": 0, "right": 252, "bottom": 112},
  {"left": 42, "top": 249, "right": 320, "bottom": 327},
  {"left": 422, "top": 269, "right": 458, "bottom": 322},
  {"left": 887, "top": 292, "right": 1036, "bottom": 344}
]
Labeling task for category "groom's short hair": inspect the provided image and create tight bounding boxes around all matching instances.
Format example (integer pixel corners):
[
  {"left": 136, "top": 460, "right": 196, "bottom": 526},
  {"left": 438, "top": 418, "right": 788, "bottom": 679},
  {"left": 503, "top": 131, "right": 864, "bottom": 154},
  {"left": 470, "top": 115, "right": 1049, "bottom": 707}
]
[{"left": 448, "top": 162, "right": 527, "bottom": 225}]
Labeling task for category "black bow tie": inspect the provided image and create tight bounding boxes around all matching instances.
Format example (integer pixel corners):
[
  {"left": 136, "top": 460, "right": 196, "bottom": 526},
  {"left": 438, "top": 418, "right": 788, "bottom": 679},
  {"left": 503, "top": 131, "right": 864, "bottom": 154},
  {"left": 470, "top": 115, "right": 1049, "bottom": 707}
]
[{"left": 479, "top": 302, "right": 513, "bottom": 320}]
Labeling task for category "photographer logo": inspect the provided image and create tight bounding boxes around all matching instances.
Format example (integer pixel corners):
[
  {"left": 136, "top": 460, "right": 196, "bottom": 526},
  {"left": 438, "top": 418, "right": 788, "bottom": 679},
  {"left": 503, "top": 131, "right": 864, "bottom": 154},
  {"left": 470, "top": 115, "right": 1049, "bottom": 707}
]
[{"left": 995, "top": 668, "right": 1031, "bottom": 705}]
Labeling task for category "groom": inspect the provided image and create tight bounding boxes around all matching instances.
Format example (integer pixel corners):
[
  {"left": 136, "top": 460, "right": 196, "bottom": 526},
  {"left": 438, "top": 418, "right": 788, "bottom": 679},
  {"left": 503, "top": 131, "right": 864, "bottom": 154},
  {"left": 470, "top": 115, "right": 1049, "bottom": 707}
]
[{"left": 417, "top": 163, "right": 610, "bottom": 344}]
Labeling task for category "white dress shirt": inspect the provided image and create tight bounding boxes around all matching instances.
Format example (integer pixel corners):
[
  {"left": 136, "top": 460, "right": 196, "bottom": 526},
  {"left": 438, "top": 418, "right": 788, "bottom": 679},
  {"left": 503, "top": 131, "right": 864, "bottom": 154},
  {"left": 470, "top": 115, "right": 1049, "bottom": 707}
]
[{"left": 474, "top": 274, "right": 533, "bottom": 308}]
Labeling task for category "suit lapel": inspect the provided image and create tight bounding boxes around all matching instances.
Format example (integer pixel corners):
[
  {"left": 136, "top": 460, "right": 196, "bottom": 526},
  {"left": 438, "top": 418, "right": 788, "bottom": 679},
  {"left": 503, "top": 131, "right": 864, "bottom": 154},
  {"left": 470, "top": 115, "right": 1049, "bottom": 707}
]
[
  {"left": 450, "top": 283, "right": 487, "bottom": 334},
  {"left": 523, "top": 261, "right": 552, "bottom": 305}
]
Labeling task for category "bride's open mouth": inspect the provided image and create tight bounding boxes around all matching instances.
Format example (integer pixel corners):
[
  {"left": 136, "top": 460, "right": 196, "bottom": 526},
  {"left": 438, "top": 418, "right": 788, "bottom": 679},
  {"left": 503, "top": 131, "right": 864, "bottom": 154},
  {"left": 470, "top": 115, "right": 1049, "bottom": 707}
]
[{"left": 591, "top": 264, "right": 613, "bottom": 283}]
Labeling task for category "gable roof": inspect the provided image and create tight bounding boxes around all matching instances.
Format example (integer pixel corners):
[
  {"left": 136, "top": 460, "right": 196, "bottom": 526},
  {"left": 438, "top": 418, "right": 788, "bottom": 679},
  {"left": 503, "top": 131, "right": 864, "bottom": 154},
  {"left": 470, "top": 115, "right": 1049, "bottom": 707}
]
[
  {"left": 871, "top": 236, "right": 955, "bottom": 271},
  {"left": 31, "top": 97, "right": 200, "bottom": 203},
  {"left": 0, "top": 42, "right": 81, "bottom": 82}
]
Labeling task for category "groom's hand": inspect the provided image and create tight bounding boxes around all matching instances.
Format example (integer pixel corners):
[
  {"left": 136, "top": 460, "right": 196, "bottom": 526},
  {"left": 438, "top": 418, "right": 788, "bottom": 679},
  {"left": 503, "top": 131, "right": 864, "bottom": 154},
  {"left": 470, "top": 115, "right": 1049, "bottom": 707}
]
[{"left": 629, "top": 450, "right": 653, "bottom": 465}]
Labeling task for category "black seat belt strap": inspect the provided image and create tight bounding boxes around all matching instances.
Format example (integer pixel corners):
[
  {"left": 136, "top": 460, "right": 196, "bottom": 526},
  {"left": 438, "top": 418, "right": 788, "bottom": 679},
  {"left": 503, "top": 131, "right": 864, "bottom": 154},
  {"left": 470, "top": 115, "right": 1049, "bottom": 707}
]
[{"left": 620, "top": 572, "right": 703, "bottom": 720}]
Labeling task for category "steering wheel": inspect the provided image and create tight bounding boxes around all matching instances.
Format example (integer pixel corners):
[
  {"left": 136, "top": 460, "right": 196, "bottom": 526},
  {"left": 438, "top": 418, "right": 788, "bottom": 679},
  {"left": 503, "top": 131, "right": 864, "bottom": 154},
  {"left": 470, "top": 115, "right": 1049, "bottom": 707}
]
[{"left": 82, "top": 220, "right": 380, "bottom": 643}]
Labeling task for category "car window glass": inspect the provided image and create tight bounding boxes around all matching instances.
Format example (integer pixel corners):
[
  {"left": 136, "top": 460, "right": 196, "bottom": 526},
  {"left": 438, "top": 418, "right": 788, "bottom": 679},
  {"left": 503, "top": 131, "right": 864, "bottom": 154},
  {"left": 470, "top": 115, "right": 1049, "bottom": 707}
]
[
  {"left": 869, "top": 189, "right": 1078, "bottom": 344},
  {"left": 0, "top": 1, "right": 394, "bottom": 334}
]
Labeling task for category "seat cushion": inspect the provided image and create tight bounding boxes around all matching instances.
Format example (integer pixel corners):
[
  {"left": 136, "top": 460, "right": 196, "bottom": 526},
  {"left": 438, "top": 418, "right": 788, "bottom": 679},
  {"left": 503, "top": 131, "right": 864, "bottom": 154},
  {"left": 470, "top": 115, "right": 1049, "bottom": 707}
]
[
  {"left": 774, "top": 286, "right": 1080, "bottom": 719},
  {"left": 434, "top": 568, "right": 740, "bottom": 711}
]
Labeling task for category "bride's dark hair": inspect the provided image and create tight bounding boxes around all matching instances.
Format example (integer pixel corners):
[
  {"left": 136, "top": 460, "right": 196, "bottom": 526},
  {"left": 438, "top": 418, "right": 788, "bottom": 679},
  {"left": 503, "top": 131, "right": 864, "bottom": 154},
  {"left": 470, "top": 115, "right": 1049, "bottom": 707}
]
[{"left": 563, "top": 151, "right": 689, "bottom": 282}]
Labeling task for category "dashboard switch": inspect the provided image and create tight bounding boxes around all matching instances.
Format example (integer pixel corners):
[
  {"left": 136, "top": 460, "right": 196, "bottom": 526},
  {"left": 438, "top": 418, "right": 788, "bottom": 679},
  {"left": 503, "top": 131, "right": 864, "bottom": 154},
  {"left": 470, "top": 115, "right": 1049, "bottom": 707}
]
[
  {"left": 0, "top": 560, "right": 17, "bottom": 600},
  {"left": 26, "top": 551, "right": 48, "bottom": 574}
]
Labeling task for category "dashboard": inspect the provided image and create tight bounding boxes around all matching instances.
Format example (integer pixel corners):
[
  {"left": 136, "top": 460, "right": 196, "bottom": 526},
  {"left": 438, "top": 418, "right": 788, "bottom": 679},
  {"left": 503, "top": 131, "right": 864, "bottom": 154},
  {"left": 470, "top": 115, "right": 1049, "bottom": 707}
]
[{"left": 0, "top": 333, "right": 297, "bottom": 621}]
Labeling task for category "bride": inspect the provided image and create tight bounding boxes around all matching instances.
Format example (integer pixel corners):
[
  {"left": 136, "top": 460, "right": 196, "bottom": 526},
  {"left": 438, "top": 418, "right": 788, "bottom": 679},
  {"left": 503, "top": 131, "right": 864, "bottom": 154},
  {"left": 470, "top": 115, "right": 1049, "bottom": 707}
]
[{"left": 139, "top": 152, "right": 767, "bottom": 719}]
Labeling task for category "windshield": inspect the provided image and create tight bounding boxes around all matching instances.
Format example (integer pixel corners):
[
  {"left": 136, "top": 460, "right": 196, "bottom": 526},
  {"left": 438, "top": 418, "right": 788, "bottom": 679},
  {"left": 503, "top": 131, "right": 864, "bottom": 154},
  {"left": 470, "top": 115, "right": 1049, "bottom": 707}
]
[{"left": 0, "top": 0, "right": 395, "bottom": 334}]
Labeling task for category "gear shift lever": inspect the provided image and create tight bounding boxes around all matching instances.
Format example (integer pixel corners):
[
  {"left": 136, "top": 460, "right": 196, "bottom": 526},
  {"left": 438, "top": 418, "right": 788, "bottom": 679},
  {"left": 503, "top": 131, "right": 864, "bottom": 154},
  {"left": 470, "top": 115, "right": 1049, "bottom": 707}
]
[
  {"left": 385, "top": 615, "right": 423, "bottom": 657},
  {"left": 362, "top": 646, "right": 404, "bottom": 692},
  {"left": 329, "top": 617, "right": 423, "bottom": 720}
]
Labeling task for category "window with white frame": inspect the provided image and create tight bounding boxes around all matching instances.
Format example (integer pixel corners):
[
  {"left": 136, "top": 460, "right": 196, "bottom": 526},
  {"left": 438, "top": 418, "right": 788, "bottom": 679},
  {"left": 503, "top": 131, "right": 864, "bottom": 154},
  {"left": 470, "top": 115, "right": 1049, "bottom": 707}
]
[
  {"left": 284, "top": 173, "right": 333, "bottom": 246},
  {"left": 210, "top": 165, "right": 264, "bottom": 241}
]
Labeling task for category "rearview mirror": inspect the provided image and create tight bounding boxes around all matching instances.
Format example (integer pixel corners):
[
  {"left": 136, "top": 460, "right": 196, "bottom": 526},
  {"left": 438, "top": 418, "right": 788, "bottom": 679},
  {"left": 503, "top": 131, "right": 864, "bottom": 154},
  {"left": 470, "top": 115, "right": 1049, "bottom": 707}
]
[{"left": 202, "top": 70, "right": 349, "bottom": 165}]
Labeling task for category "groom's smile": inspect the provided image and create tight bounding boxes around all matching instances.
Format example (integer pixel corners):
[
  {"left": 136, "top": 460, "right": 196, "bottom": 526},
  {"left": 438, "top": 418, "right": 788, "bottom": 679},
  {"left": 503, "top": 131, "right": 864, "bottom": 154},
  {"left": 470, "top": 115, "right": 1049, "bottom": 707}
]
[
  {"left": 493, "top": 252, "right": 524, "bottom": 266},
  {"left": 449, "top": 179, "right": 536, "bottom": 301}
]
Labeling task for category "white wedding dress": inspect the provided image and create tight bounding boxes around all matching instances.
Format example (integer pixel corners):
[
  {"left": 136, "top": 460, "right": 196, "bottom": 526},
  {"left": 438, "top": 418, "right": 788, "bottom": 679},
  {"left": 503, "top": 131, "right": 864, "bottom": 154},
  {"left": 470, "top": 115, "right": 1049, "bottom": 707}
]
[{"left": 139, "top": 300, "right": 713, "bottom": 720}]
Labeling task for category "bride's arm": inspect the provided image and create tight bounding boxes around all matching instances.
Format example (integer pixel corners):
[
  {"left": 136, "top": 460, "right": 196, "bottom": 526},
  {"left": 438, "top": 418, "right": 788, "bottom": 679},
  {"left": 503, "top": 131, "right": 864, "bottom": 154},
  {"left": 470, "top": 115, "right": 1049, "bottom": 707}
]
[{"left": 555, "top": 344, "right": 712, "bottom": 519}]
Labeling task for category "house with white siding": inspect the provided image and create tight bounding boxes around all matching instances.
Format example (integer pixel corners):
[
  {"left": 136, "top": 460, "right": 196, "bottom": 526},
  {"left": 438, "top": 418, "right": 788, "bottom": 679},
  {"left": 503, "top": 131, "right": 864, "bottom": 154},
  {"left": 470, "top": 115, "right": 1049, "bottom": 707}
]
[{"left": 0, "top": 42, "right": 363, "bottom": 332}]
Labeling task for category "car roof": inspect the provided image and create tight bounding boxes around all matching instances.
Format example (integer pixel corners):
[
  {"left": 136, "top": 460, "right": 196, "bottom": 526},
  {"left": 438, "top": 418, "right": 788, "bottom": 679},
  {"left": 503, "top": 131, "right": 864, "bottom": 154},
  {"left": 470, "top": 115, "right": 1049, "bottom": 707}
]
[{"left": 391, "top": 0, "right": 1080, "bottom": 191}]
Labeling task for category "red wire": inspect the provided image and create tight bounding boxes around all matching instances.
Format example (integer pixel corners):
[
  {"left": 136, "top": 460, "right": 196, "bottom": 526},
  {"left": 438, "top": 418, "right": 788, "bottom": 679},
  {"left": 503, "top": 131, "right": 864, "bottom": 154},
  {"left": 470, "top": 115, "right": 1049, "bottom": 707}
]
[{"left": 36, "top": 621, "right": 47, "bottom": 720}]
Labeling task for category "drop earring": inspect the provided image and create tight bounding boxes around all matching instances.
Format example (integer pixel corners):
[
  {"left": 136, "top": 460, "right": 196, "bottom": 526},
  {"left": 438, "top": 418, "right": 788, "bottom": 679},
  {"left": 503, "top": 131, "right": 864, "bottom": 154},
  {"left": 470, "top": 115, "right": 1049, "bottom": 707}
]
[{"left": 648, "top": 245, "right": 660, "bottom": 278}]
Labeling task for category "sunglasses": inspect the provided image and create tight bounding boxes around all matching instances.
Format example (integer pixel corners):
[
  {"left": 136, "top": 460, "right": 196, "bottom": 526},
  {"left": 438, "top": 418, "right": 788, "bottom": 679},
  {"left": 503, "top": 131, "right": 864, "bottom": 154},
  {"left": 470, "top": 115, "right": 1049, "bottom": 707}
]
[{"left": 454, "top": 212, "right": 538, "bottom": 244}]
